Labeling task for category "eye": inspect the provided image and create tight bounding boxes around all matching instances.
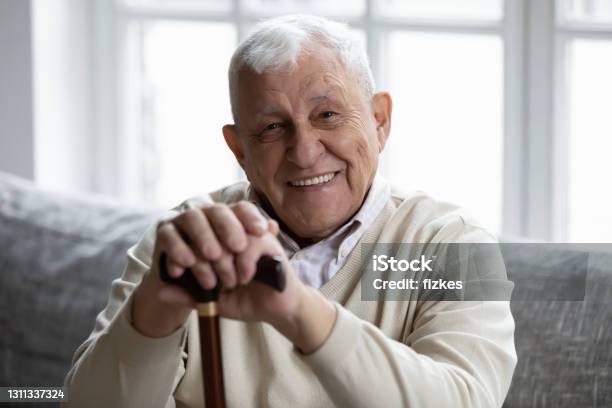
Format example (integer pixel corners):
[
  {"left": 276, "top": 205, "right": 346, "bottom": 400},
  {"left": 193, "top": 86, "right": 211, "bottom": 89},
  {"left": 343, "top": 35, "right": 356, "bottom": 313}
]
[
  {"left": 255, "top": 122, "right": 285, "bottom": 142},
  {"left": 320, "top": 111, "right": 337, "bottom": 119},
  {"left": 264, "top": 123, "right": 281, "bottom": 131}
]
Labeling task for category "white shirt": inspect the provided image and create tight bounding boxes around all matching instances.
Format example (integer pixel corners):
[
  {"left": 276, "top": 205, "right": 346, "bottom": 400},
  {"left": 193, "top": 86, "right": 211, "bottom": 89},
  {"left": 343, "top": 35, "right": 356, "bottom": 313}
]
[{"left": 247, "top": 175, "right": 390, "bottom": 288}]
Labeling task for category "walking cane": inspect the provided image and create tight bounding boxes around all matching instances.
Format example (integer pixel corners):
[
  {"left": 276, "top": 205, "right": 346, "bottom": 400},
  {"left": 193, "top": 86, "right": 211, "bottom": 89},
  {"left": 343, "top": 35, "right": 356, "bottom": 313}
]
[{"left": 159, "top": 252, "right": 286, "bottom": 408}]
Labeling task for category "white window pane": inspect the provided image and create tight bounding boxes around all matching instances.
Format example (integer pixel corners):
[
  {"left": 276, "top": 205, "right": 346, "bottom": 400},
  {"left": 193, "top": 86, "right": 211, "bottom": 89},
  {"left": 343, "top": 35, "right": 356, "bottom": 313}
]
[
  {"left": 241, "top": 0, "right": 365, "bottom": 18},
  {"left": 374, "top": 0, "right": 503, "bottom": 20},
  {"left": 123, "top": 0, "right": 233, "bottom": 13},
  {"left": 561, "top": 0, "right": 612, "bottom": 22},
  {"left": 142, "top": 21, "right": 238, "bottom": 208},
  {"left": 568, "top": 39, "right": 612, "bottom": 242},
  {"left": 383, "top": 32, "right": 503, "bottom": 233}
]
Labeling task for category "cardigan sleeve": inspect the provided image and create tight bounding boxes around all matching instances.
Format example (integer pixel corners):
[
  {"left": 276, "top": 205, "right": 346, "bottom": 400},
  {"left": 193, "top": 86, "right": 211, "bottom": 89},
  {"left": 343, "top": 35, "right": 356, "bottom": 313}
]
[
  {"left": 62, "top": 188, "right": 245, "bottom": 408},
  {"left": 63, "top": 218, "right": 189, "bottom": 408},
  {"left": 301, "top": 299, "right": 516, "bottom": 408},
  {"left": 299, "top": 222, "right": 517, "bottom": 408}
]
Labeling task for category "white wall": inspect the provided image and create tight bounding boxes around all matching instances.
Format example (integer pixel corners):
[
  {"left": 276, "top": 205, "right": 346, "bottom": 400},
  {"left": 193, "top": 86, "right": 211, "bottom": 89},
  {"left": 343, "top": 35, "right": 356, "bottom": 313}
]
[
  {"left": 0, "top": 0, "right": 98, "bottom": 193},
  {"left": 0, "top": 0, "right": 35, "bottom": 180},
  {"left": 32, "top": 0, "right": 94, "bottom": 193}
]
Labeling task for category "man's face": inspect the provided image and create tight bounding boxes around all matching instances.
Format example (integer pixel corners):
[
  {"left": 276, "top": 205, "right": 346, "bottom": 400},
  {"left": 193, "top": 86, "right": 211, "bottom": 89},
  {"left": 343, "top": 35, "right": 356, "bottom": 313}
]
[{"left": 224, "top": 47, "right": 391, "bottom": 241}]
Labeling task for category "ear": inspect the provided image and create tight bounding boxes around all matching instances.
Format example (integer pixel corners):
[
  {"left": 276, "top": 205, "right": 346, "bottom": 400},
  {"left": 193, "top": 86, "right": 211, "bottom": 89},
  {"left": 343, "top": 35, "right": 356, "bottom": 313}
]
[
  {"left": 371, "top": 92, "right": 393, "bottom": 152},
  {"left": 223, "top": 124, "right": 246, "bottom": 170}
]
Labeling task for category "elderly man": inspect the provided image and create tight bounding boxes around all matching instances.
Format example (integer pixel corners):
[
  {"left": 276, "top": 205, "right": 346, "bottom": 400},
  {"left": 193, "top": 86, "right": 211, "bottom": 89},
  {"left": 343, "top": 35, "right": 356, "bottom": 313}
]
[{"left": 65, "top": 15, "right": 516, "bottom": 407}]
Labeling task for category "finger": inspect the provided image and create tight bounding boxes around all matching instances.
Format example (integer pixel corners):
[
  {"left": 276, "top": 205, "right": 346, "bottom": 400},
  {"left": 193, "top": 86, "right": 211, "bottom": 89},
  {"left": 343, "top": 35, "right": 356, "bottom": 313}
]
[
  {"left": 268, "top": 219, "right": 280, "bottom": 236},
  {"left": 205, "top": 204, "right": 248, "bottom": 252},
  {"left": 212, "top": 253, "right": 238, "bottom": 289},
  {"left": 216, "top": 287, "right": 245, "bottom": 320},
  {"left": 234, "top": 239, "right": 261, "bottom": 285},
  {"left": 231, "top": 201, "right": 268, "bottom": 236},
  {"left": 191, "top": 261, "right": 217, "bottom": 290},
  {"left": 174, "top": 208, "right": 223, "bottom": 261},
  {"left": 167, "top": 257, "right": 184, "bottom": 279},
  {"left": 235, "top": 233, "right": 281, "bottom": 285},
  {"left": 159, "top": 285, "right": 196, "bottom": 307},
  {"left": 157, "top": 222, "right": 196, "bottom": 269}
]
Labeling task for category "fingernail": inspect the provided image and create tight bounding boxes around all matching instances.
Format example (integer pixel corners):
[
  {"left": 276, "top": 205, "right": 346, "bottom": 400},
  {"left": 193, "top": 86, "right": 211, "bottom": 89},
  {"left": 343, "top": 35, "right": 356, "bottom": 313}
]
[
  {"left": 170, "top": 265, "right": 182, "bottom": 278},
  {"left": 255, "top": 220, "right": 268, "bottom": 232}
]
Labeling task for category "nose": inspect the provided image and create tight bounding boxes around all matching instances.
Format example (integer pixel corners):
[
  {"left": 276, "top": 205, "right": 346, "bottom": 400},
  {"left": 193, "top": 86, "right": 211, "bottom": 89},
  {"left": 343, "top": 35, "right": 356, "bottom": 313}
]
[{"left": 285, "top": 123, "right": 325, "bottom": 168}]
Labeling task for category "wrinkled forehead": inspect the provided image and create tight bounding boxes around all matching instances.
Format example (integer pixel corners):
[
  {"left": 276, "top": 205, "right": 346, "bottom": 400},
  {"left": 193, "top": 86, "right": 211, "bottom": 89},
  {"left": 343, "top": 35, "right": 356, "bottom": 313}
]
[{"left": 236, "top": 48, "right": 364, "bottom": 110}]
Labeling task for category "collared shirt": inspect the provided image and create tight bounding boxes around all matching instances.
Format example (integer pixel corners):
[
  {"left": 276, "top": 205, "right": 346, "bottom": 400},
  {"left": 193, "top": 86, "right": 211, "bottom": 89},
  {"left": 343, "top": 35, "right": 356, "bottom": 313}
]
[{"left": 247, "top": 175, "right": 390, "bottom": 288}]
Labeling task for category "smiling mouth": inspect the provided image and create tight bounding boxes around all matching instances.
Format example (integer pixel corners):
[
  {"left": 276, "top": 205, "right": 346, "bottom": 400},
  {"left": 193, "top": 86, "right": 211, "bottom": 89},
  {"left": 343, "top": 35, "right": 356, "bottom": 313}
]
[{"left": 288, "top": 171, "right": 339, "bottom": 187}]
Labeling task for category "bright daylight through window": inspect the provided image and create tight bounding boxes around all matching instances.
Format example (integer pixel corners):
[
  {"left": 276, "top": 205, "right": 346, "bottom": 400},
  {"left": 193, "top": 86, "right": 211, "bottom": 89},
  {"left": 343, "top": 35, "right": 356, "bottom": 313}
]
[{"left": 118, "top": 0, "right": 612, "bottom": 241}]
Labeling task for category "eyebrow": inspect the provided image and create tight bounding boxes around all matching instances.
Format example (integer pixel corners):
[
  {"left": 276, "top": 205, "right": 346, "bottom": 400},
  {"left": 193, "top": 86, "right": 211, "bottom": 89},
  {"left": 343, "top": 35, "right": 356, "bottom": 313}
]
[
  {"left": 252, "top": 105, "right": 285, "bottom": 123},
  {"left": 308, "top": 80, "right": 349, "bottom": 102},
  {"left": 309, "top": 95, "right": 331, "bottom": 104},
  {"left": 309, "top": 90, "right": 344, "bottom": 106},
  {"left": 250, "top": 87, "right": 345, "bottom": 123}
]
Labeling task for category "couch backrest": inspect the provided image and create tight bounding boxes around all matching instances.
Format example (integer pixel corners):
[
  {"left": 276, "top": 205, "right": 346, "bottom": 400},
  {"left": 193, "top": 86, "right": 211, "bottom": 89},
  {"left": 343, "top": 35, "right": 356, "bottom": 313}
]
[
  {"left": 501, "top": 243, "right": 612, "bottom": 407},
  {"left": 0, "top": 172, "right": 158, "bottom": 387}
]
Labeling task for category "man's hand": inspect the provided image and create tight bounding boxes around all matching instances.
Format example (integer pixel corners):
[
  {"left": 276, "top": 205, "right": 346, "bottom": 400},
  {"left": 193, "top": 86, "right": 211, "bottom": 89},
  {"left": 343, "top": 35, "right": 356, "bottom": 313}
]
[{"left": 131, "top": 201, "right": 336, "bottom": 353}]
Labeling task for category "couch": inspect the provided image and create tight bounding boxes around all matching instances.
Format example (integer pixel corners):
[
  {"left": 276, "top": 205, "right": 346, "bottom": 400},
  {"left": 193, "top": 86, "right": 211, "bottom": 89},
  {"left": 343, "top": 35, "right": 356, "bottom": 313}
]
[{"left": 1, "top": 171, "right": 610, "bottom": 407}]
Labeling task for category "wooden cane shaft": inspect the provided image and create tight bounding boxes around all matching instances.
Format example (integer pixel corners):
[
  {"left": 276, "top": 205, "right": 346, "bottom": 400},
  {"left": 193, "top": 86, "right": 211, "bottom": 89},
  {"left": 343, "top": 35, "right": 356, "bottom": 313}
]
[
  {"left": 198, "top": 310, "right": 226, "bottom": 408},
  {"left": 159, "top": 252, "right": 285, "bottom": 407}
]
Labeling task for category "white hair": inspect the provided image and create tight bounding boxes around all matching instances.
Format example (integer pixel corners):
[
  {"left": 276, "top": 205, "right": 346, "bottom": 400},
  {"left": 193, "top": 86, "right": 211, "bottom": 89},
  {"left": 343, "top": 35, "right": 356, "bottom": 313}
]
[{"left": 228, "top": 15, "right": 375, "bottom": 122}]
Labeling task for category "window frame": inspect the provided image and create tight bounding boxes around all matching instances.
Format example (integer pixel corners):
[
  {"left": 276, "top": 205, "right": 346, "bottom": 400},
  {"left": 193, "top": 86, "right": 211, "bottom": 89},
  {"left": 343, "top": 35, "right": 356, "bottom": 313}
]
[
  {"left": 90, "top": 0, "right": 611, "bottom": 240},
  {"left": 553, "top": 0, "right": 612, "bottom": 241}
]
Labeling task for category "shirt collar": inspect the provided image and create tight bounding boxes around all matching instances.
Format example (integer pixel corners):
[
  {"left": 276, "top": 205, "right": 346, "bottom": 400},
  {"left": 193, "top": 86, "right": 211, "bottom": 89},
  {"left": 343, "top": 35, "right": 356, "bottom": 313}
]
[{"left": 245, "top": 174, "right": 390, "bottom": 254}]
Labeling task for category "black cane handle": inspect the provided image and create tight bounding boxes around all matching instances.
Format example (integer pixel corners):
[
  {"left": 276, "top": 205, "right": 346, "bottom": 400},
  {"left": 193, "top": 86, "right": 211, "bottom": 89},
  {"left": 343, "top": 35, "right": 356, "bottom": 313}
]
[{"left": 158, "top": 252, "right": 286, "bottom": 302}]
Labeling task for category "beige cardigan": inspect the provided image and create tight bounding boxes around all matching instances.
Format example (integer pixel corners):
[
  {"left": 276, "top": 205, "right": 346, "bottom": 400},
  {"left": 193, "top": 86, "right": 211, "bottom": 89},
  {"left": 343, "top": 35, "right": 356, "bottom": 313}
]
[{"left": 64, "top": 182, "right": 517, "bottom": 407}]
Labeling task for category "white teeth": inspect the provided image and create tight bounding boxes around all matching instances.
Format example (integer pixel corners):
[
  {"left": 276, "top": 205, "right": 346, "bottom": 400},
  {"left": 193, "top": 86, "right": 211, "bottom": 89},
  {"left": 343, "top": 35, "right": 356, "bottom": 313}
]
[{"left": 290, "top": 172, "right": 336, "bottom": 187}]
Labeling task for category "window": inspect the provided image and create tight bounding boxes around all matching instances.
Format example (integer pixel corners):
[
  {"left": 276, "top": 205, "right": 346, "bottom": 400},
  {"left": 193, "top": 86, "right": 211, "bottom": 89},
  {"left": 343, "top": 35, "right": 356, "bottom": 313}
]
[
  {"left": 141, "top": 21, "right": 238, "bottom": 207},
  {"left": 384, "top": 32, "right": 503, "bottom": 232},
  {"left": 115, "top": 0, "right": 507, "bottom": 233},
  {"left": 566, "top": 39, "right": 612, "bottom": 242},
  {"left": 563, "top": 0, "right": 612, "bottom": 22},
  {"left": 241, "top": 0, "right": 365, "bottom": 17},
  {"left": 98, "top": 0, "right": 611, "bottom": 240},
  {"left": 557, "top": 0, "right": 612, "bottom": 241},
  {"left": 374, "top": 0, "right": 503, "bottom": 20}
]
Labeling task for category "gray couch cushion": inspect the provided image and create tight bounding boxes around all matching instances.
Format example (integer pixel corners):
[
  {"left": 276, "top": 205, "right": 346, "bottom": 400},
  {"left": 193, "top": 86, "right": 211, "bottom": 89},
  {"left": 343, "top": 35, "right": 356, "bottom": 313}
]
[
  {"left": 0, "top": 172, "right": 159, "bottom": 388},
  {"left": 502, "top": 245, "right": 612, "bottom": 407}
]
